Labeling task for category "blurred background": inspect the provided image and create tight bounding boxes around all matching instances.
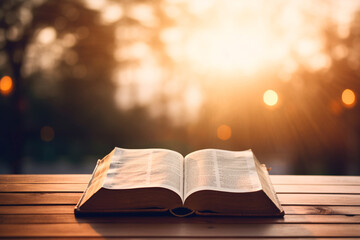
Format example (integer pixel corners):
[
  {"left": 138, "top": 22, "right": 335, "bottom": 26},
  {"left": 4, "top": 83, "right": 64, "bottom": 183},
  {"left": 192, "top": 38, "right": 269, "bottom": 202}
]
[{"left": 1, "top": 0, "right": 360, "bottom": 174}]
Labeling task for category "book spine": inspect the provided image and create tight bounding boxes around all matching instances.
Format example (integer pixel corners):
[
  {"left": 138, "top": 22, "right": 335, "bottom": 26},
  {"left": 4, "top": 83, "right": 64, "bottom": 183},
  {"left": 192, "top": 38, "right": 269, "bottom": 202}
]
[{"left": 169, "top": 207, "right": 195, "bottom": 217}]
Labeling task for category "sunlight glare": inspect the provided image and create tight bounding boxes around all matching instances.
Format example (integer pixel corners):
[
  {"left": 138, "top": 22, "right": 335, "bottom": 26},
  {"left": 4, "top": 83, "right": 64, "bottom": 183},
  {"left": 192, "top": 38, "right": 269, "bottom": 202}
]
[
  {"left": 134, "top": 60, "right": 162, "bottom": 106},
  {"left": 83, "top": 0, "right": 106, "bottom": 10},
  {"left": 342, "top": 89, "right": 356, "bottom": 108},
  {"left": 307, "top": 53, "right": 331, "bottom": 71},
  {"left": 187, "top": 0, "right": 214, "bottom": 14},
  {"left": 332, "top": 44, "right": 348, "bottom": 60},
  {"left": 296, "top": 38, "right": 322, "bottom": 58},
  {"left": 263, "top": 90, "right": 278, "bottom": 107},
  {"left": 101, "top": 4, "right": 123, "bottom": 24},
  {"left": 184, "top": 85, "right": 203, "bottom": 121},
  {"left": 185, "top": 25, "right": 267, "bottom": 75},
  {"left": 128, "top": 4, "right": 157, "bottom": 27},
  {"left": 161, "top": 1, "right": 360, "bottom": 78},
  {"left": 111, "top": 0, "right": 360, "bottom": 125}
]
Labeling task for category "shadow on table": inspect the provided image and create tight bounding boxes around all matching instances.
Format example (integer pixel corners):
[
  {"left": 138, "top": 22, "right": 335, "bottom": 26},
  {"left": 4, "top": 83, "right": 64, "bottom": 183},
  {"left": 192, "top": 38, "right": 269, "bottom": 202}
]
[{"left": 74, "top": 212, "right": 302, "bottom": 238}]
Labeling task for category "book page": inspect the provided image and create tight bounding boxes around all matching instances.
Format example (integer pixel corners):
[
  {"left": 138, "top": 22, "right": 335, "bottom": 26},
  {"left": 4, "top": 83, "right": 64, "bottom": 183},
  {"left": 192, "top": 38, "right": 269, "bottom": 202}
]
[
  {"left": 103, "top": 148, "right": 184, "bottom": 198},
  {"left": 77, "top": 151, "right": 112, "bottom": 208},
  {"left": 184, "top": 149, "right": 262, "bottom": 200}
]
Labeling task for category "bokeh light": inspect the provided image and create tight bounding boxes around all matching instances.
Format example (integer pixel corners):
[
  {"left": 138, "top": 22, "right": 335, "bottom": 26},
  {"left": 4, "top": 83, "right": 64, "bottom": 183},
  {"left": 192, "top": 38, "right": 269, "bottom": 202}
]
[
  {"left": 263, "top": 90, "right": 278, "bottom": 107},
  {"left": 37, "top": 27, "right": 56, "bottom": 44},
  {"left": 0, "top": 76, "right": 13, "bottom": 96},
  {"left": 329, "top": 100, "right": 343, "bottom": 116},
  {"left": 40, "top": 126, "right": 55, "bottom": 142},
  {"left": 342, "top": 89, "right": 356, "bottom": 108},
  {"left": 217, "top": 124, "right": 232, "bottom": 141},
  {"left": 101, "top": 4, "right": 123, "bottom": 24}
]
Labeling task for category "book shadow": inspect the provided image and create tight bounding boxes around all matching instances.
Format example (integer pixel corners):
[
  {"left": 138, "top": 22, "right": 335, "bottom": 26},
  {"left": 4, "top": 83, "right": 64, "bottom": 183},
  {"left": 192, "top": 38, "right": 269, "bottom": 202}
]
[{"left": 74, "top": 211, "right": 284, "bottom": 238}]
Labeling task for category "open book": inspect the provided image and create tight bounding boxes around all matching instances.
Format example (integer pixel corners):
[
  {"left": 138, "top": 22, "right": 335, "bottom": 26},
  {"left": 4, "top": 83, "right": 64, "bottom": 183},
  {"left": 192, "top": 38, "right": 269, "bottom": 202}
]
[{"left": 75, "top": 148, "right": 284, "bottom": 217}]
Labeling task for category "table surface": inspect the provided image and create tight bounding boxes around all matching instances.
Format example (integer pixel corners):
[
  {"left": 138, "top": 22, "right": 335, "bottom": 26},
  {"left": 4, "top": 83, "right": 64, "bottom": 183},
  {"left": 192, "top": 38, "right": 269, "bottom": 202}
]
[{"left": 0, "top": 174, "right": 360, "bottom": 239}]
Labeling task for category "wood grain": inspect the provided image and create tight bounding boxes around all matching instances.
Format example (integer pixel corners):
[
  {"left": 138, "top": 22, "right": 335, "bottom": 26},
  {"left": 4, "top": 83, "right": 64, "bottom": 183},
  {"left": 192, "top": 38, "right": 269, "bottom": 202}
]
[
  {"left": 282, "top": 205, "right": 360, "bottom": 215},
  {"left": 2, "top": 239, "right": 359, "bottom": 240},
  {"left": 0, "top": 193, "right": 81, "bottom": 205},
  {"left": 270, "top": 175, "right": 360, "bottom": 185},
  {"left": 1, "top": 239, "right": 359, "bottom": 240},
  {"left": 278, "top": 194, "right": 360, "bottom": 206},
  {"left": 274, "top": 184, "right": 360, "bottom": 194},
  {"left": 0, "top": 183, "right": 87, "bottom": 192},
  {"left": 1, "top": 223, "right": 360, "bottom": 237},
  {"left": 1, "top": 205, "right": 360, "bottom": 215},
  {"left": 0, "top": 205, "right": 76, "bottom": 214},
  {"left": 1, "top": 175, "right": 359, "bottom": 239},
  {"left": 1, "top": 214, "right": 360, "bottom": 224},
  {"left": 0, "top": 175, "right": 91, "bottom": 184}
]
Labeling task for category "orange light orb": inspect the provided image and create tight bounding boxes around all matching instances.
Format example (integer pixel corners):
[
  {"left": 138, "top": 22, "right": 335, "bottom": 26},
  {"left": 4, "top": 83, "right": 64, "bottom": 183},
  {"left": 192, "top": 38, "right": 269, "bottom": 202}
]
[
  {"left": 0, "top": 76, "right": 13, "bottom": 96},
  {"left": 217, "top": 124, "right": 232, "bottom": 141},
  {"left": 263, "top": 89, "right": 278, "bottom": 106},
  {"left": 342, "top": 89, "right": 356, "bottom": 108}
]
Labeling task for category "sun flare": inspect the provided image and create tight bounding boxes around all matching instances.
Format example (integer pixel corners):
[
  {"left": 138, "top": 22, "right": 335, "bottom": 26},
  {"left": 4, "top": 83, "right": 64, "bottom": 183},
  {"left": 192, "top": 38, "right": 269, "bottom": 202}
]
[
  {"left": 263, "top": 90, "right": 278, "bottom": 106},
  {"left": 109, "top": 0, "right": 360, "bottom": 124},
  {"left": 185, "top": 25, "right": 269, "bottom": 75}
]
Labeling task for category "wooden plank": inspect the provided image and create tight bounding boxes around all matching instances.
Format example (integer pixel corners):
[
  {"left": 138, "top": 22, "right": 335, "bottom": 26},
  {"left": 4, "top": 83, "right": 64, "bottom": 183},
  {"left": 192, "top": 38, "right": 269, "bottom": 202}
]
[
  {"left": 1, "top": 214, "right": 360, "bottom": 224},
  {"left": 0, "top": 193, "right": 81, "bottom": 205},
  {"left": 2, "top": 183, "right": 360, "bottom": 194},
  {"left": 0, "top": 205, "right": 76, "bottom": 214},
  {"left": 283, "top": 206, "right": 360, "bottom": 215},
  {"left": 1, "top": 205, "right": 360, "bottom": 215},
  {"left": 270, "top": 175, "right": 360, "bottom": 185},
  {"left": 1, "top": 223, "right": 360, "bottom": 237},
  {"left": 3, "top": 239, "right": 360, "bottom": 240},
  {"left": 0, "top": 183, "right": 87, "bottom": 192},
  {"left": 1, "top": 175, "right": 360, "bottom": 185},
  {"left": 278, "top": 194, "right": 360, "bottom": 206},
  {"left": 1, "top": 175, "right": 359, "bottom": 239},
  {"left": 1, "top": 205, "right": 358, "bottom": 216},
  {"left": 0, "top": 175, "right": 91, "bottom": 184},
  {"left": 1, "top": 193, "right": 359, "bottom": 206},
  {"left": 274, "top": 184, "right": 360, "bottom": 194}
]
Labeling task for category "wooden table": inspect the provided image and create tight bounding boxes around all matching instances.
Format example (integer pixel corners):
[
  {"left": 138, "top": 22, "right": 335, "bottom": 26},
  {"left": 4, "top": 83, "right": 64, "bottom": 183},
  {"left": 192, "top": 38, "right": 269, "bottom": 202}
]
[{"left": 0, "top": 174, "right": 360, "bottom": 239}]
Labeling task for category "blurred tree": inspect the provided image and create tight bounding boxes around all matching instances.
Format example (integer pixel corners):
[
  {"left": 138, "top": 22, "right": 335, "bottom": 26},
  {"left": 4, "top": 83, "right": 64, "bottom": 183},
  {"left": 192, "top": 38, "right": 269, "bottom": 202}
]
[{"left": 0, "top": 0, "right": 185, "bottom": 173}]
